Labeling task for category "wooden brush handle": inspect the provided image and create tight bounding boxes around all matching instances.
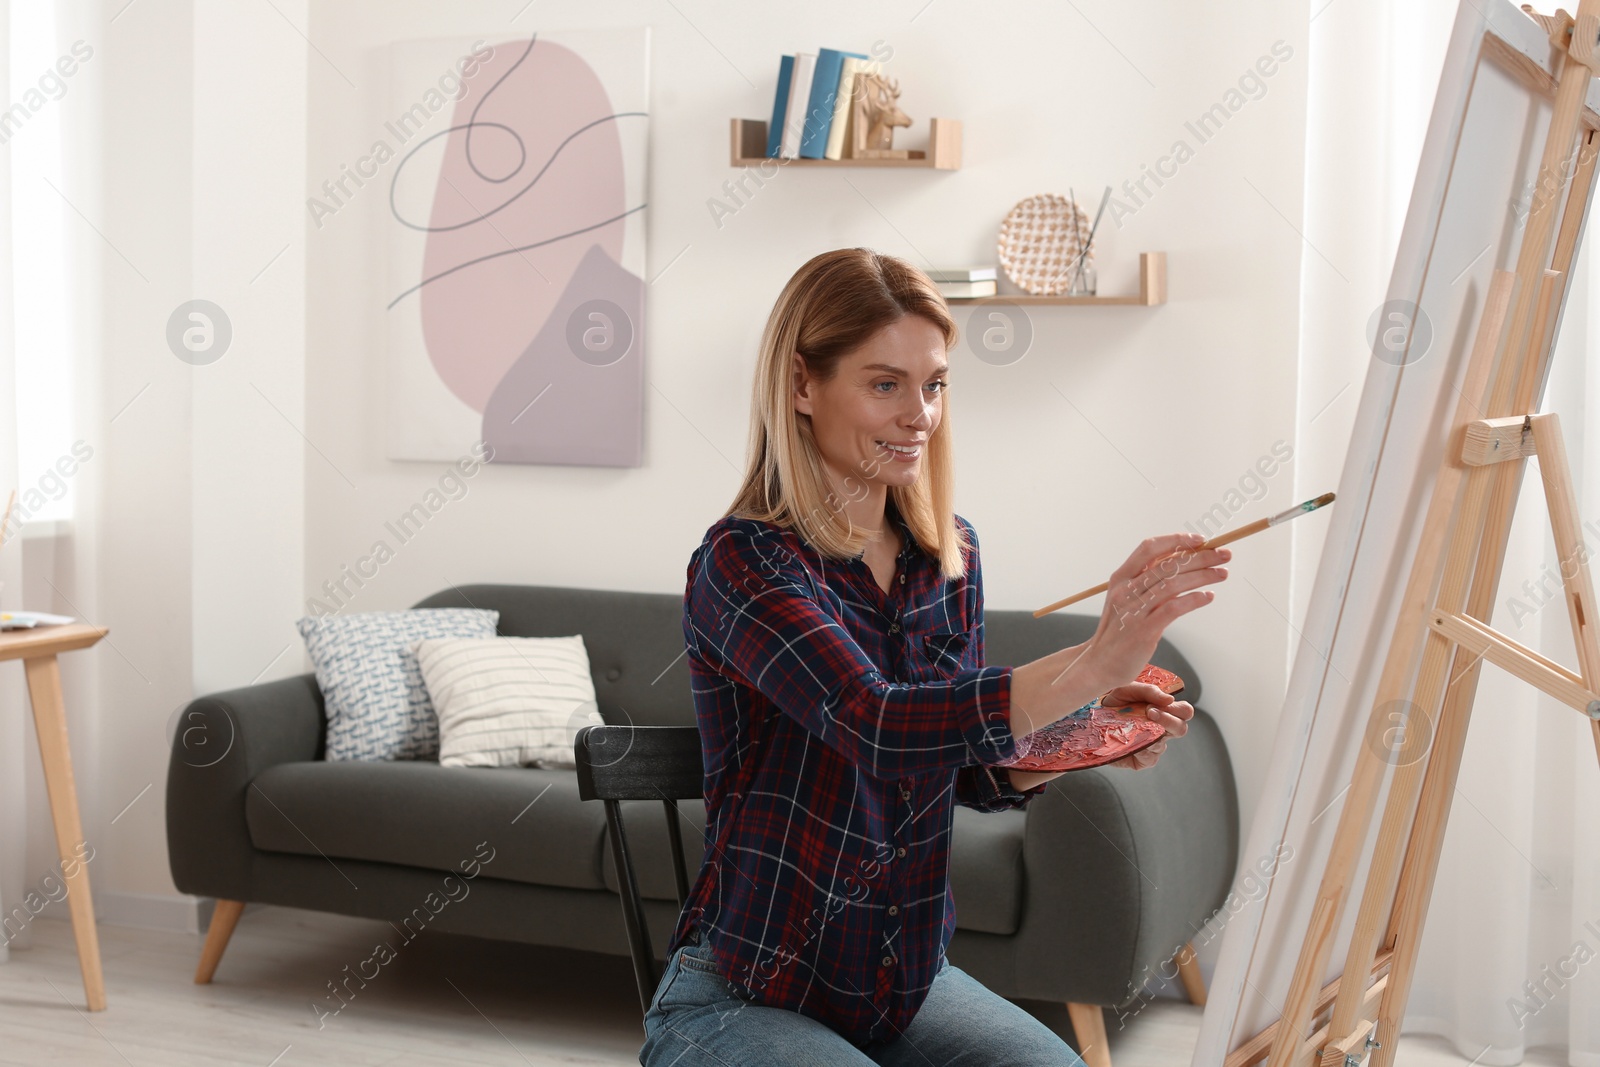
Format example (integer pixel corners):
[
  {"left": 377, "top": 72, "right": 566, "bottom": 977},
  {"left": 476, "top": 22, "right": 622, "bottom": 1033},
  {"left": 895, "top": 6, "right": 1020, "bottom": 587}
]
[{"left": 1032, "top": 520, "right": 1265, "bottom": 618}]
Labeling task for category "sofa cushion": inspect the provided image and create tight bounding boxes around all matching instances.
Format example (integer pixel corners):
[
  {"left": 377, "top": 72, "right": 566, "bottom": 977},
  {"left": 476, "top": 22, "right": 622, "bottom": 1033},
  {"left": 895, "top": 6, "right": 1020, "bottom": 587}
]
[
  {"left": 596, "top": 792, "right": 1027, "bottom": 936},
  {"left": 413, "top": 634, "right": 604, "bottom": 769},
  {"left": 295, "top": 608, "right": 499, "bottom": 761},
  {"left": 245, "top": 761, "right": 608, "bottom": 891}
]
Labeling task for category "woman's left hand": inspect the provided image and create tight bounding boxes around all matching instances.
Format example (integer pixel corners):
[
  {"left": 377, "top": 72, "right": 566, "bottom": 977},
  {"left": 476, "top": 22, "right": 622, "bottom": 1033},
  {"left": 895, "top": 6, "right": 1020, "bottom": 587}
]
[{"left": 1100, "top": 681, "right": 1192, "bottom": 771}]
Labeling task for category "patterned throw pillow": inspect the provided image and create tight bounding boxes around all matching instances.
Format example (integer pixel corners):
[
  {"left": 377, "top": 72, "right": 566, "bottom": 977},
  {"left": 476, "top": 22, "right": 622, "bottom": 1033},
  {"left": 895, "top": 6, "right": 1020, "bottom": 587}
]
[
  {"left": 295, "top": 609, "right": 499, "bottom": 761},
  {"left": 412, "top": 634, "right": 604, "bottom": 769}
]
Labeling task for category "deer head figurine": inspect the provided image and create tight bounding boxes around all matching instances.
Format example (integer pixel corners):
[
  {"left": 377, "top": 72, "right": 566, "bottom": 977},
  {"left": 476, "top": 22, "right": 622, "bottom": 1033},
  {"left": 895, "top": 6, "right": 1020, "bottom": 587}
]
[{"left": 852, "top": 73, "right": 911, "bottom": 154}]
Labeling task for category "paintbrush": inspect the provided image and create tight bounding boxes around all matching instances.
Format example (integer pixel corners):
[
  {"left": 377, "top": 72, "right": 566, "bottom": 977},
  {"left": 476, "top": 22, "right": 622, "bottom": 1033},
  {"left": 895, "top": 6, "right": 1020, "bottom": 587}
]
[
  {"left": 1067, "top": 187, "right": 1086, "bottom": 292},
  {"left": 1067, "top": 185, "right": 1112, "bottom": 293},
  {"left": 1033, "top": 492, "right": 1337, "bottom": 617}
]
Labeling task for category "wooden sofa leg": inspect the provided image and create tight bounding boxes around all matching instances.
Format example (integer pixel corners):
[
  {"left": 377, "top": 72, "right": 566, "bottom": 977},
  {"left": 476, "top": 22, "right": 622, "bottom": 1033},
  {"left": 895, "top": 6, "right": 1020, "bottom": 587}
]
[
  {"left": 194, "top": 899, "right": 246, "bottom": 984},
  {"left": 1065, "top": 1002, "right": 1112, "bottom": 1067},
  {"left": 1174, "top": 940, "right": 1207, "bottom": 1005}
]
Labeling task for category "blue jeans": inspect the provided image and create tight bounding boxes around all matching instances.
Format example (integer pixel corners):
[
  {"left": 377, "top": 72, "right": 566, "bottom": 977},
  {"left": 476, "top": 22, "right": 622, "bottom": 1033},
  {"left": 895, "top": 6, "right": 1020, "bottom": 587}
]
[{"left": 638, "top": 928, "right": 1087, "bottom": 1066}]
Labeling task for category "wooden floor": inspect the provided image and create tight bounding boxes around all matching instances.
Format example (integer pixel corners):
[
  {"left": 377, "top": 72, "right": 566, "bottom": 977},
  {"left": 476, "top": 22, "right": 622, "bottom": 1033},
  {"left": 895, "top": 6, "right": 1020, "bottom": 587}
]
[{"left": 0, "top": 908, "right": 1569, "bottom": 1065}]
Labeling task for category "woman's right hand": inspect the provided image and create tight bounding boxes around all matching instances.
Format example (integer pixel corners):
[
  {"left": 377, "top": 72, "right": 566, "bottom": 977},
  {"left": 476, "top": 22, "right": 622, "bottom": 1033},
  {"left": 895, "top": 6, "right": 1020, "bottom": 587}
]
[{"left": 1083, "top": 532, "right": 1230, "bottom": 688}]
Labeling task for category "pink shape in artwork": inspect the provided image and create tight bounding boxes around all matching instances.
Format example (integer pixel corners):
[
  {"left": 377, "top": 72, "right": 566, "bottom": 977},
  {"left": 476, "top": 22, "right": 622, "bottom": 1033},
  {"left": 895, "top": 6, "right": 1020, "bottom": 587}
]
[{"left": 402, "top": 35, "right": 629, "bottom": 413}]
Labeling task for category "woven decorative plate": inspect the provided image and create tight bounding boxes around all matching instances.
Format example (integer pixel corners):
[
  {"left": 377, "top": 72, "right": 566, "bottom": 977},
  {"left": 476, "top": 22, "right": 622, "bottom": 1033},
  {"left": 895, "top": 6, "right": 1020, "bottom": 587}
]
[
  {"left": 997, "top": 663, "right": 1183, "bottom": 773},
  {"left": 996, "top": 193, "right": 1096, "bottom": 296}
]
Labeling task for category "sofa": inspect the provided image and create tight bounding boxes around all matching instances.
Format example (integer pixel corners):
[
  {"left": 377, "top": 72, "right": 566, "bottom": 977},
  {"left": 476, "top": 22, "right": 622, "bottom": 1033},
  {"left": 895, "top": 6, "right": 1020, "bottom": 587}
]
[{"left": 166, "top": 582, "right": 1239, "bottom": 1055}]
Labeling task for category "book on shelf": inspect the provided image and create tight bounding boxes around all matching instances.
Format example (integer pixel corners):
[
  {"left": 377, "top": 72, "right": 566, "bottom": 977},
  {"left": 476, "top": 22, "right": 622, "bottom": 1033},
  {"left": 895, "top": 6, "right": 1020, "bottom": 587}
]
[
  {"left": 825, "top": 55, "right": 881, "bottom": 160},
  {"left": 800, "top": 48, "right": 867, "bottom": 159},
  {"left": 936, "top": 279, "right": 997, "bottom": 299},
  {"left": 765, "top": 55, "right": 794, "bottom": 158},
  {"left": 779, "top": 53, "right": 816, "bottom": 159},
  {"left": 763, "top": 48, "right": 882, "bottom": 161},
  {"left": 927, "top": 266, "right": 998, "bottom": 283}
]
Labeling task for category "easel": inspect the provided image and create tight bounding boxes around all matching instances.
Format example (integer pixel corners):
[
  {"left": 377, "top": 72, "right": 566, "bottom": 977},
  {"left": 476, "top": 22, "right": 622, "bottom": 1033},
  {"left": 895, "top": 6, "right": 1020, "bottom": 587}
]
[{"left": 1228, "top": 5, "right": 1600, "bottom": 1066}]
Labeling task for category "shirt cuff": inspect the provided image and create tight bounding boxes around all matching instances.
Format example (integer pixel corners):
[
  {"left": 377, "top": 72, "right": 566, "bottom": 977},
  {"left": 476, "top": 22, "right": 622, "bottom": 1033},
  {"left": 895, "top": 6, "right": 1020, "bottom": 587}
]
[
  {"left": 964, "top": 761, "right": 1049, "bottom": 811},
  {"left": 963, "top": 664, "right": 1022, "bottom": 765}
]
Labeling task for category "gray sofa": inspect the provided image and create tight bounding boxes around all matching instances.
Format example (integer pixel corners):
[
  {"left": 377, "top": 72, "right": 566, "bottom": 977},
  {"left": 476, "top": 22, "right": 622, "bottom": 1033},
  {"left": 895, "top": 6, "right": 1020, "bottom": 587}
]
[{"left": 166, "top": 583, "right": 1238, "bottom": 1050}]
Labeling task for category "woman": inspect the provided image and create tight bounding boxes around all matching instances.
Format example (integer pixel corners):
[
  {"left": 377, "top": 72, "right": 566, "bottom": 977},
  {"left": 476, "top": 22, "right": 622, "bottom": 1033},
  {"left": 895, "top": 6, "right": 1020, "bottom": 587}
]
[{"left": 639, "top": 248, "right": 1230, "bottom": 1065}]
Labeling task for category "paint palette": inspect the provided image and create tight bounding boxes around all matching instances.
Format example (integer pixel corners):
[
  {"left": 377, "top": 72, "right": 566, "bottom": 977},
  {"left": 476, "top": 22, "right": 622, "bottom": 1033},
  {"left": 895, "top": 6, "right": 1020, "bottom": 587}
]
[{"left": 998, "top": 663, "right": 1185, "bottom": 772}]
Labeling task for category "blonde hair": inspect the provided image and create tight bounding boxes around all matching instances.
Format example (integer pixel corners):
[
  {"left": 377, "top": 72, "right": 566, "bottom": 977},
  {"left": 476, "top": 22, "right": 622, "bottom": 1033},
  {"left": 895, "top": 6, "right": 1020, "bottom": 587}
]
[{"left": 725, "top": 247, "right": 970, "bottom": 580}]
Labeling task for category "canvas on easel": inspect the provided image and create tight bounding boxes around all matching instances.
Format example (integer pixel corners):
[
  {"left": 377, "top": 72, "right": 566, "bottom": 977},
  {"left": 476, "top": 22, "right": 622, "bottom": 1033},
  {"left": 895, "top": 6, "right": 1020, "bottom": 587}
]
[{"left": 1192, "top": 2, "right": 1600, "bottom": 1065}]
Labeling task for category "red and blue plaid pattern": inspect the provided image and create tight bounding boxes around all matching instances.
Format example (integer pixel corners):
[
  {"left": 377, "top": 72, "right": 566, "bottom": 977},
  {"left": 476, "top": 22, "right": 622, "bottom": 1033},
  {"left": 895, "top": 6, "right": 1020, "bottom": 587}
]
[{"left": 670, "top": 503, "right": 1046, "bottom": 1049}]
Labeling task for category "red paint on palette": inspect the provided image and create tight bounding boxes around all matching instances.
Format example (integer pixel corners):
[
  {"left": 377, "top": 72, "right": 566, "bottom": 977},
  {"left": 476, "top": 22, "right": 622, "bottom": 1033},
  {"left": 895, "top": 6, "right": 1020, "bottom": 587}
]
[{"left": 997, "top": 663, "right": 1184, "bottom": 773}]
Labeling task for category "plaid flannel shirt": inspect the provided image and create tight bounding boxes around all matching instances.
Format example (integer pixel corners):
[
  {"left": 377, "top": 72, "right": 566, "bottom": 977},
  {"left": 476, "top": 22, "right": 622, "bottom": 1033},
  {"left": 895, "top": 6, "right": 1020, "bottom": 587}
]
[{"left": 669, "top": 501, "right": 1046, "bottom": 1049}]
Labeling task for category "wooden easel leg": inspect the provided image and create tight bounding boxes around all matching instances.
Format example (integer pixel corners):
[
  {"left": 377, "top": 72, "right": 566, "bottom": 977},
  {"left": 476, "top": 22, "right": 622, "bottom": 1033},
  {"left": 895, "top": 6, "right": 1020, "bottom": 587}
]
[
  {"left": 1369, "top": 144, "right": 1600, "bottom": 1065},
  {"left": 194, "top": 899, "right": 246, "bottom": 984},
  {"left": 1174, "top": 942, "right": 1207, "bottom": 1005},
  {"left": 1367, "top": 226, "right": 1600, "bottom": 1067},
  {"left": 1370, "top": 409, "right": 1600, "bottom": 1064},
  {"left": 23, "top": 653, "right": 106, "bottom": 1011},
  {"left": 1264, "top": 268, "right": 1517, "bottom": 1067},
  {"left": 1530, "top": 415, "right": 1600, "bottom": 697},
  {"left": 1368, "top": 462, "right": 1539, "bottom": 1064},
  {"left": 1066, "top": 1002, "right": 1112, "bottom": 1067},
  {"left": 1318, "top": 269, "right": 1564, "bottom": 1066},
  {"left": 1366, "top": 630, "right": 1497, "bottom": 1067},
  {"left": 1530, "top": 414, "right": 1600, "bottom": 772}
]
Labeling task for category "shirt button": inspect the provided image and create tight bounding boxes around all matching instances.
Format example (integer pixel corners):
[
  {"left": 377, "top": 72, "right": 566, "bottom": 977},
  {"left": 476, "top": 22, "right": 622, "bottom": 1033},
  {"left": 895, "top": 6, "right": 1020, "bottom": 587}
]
[
  {"left": 896, "top": 846, "right": 907, "bottom": 858},
  {"left": 882, "top": 955, "right": 895, "bottom": 967},
  {"left": 900, "top": 788, "right": 911, "bottom": 800},
  {"left": 887, "top": 621, "right": 901, "bottom": 634},
  {"left": 888, "top": 905, "right": 898, "bottom": 916},
  {"left": 898, "top": 573, "right": 906, "bottom": 584}
]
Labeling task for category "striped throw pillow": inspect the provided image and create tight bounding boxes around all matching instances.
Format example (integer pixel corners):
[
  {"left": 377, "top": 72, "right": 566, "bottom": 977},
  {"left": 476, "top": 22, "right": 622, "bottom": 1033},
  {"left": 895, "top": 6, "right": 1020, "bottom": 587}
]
[{"left": 412, "top": 634, "right": 604, "bottom": 768}]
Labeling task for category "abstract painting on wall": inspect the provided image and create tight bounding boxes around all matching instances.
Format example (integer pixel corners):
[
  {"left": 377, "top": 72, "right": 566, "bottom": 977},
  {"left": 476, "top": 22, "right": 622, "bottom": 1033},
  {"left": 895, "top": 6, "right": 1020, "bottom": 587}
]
[{"left": 384, "top": 29, "right": 650, "bottom": 466}]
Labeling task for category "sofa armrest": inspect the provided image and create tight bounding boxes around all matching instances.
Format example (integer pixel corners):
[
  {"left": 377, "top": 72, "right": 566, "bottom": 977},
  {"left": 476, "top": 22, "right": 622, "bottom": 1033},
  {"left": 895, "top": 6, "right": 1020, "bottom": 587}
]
[
  {"left": 165, "top": 672, "right": 326, "bottom": 901},
  {"left": 1010, "top": 706, "right": 1239, "bottom": 1006}
]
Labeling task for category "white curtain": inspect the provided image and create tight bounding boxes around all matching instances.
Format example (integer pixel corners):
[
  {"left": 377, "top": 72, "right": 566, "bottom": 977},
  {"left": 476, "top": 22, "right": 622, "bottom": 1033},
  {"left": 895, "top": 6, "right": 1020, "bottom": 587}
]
[
  {"left": 0, "top": 0, "right": 102, "bottom": 959},
  {"left": 1301, "top": 0, "right": 1600, "bottom": 1062},
  {"left": 0, "top": 0, "right": 27, "bottom": 965}
]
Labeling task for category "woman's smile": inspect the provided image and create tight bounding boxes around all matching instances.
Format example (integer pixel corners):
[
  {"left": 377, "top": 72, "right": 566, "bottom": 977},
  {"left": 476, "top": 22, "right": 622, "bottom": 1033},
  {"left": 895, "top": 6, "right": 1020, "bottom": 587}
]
[{"left": 874, "top": 439, "right": 924, "bottom": 462}]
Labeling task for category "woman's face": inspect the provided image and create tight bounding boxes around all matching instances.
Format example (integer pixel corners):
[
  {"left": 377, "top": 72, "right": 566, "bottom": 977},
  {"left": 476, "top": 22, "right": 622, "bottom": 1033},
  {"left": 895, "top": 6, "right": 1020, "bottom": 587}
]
[{"left": 793, "top": 313, "right": 948, "bottom": 495}]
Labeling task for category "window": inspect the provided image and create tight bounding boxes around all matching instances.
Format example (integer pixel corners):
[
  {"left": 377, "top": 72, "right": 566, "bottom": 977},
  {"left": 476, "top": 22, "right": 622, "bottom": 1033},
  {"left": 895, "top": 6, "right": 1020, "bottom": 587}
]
[{"left": 8, "top": 0, "right": 76, "bottom": 523}]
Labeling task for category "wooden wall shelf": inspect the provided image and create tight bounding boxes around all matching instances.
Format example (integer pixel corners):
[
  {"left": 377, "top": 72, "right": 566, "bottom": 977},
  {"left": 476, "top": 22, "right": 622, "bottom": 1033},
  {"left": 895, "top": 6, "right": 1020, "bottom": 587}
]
[
  {"left": 729, "top": 118, "right": 962, "bottom": 170},
  {"left": 946, "top": 252, "right": 1167, "bottom": 306}
]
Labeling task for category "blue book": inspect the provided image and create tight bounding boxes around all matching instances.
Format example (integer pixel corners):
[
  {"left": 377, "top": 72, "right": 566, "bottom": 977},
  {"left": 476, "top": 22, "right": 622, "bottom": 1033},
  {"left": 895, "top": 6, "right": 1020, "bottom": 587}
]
[
  {"left": 766, "top": 55, "right": 794, "bottom": 158},
  {"left": 799, "top": 48, "right": 867, "bottom": 159}
]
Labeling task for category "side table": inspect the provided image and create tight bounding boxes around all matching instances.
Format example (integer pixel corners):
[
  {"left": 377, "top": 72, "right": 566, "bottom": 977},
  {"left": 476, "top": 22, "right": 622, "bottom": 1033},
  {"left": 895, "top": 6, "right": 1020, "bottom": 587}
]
[{"left": 1, "top": 622, "right": 109, "bottom": 1009}]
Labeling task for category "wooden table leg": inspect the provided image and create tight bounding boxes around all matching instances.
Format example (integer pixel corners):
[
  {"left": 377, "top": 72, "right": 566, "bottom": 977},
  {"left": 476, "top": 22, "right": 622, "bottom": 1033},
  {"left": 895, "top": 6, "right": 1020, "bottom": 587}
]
[{"left": 24, "top": 653, "right": 106, "bottom": 1011}]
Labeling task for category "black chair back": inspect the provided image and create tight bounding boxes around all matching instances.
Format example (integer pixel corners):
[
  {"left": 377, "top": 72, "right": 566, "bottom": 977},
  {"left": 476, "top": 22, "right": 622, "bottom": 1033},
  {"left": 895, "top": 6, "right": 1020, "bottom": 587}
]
[{"left": 574, "top": 724, "right": 704, "bottom": 1015}]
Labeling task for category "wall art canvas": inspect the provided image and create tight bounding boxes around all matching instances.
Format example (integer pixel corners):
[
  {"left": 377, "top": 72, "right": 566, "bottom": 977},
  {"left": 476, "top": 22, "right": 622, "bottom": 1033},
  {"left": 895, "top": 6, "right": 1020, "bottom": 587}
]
[{"left": 384, "top": 28, "right": 650, "bottom": 466}]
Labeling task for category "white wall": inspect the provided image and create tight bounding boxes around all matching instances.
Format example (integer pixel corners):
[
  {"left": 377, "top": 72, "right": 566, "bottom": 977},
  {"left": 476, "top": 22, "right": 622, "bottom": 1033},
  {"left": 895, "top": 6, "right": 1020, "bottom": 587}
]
[{"left": 11, "top": 0, "right": 1320, "bottom": 986}]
